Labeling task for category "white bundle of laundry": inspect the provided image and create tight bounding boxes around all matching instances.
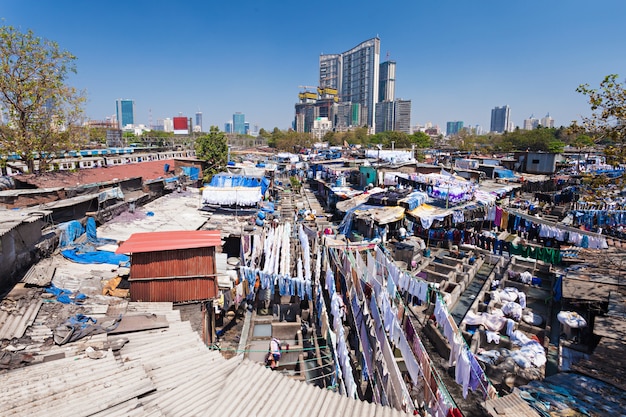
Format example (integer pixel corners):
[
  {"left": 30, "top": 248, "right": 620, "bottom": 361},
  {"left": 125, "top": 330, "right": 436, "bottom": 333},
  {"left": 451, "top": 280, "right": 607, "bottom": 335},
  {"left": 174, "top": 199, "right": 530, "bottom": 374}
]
[{"left": 201, "top": 186, "right": 262, "bottom": 206}]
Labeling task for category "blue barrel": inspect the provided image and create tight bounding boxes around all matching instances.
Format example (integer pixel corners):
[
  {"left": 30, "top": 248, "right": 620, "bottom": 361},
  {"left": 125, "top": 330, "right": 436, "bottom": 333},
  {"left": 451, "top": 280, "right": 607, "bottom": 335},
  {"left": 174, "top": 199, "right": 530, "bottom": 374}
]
[
  {"left": 423, "top": 248, "right": 431, "bottom": 258},
  {"left": 255, "top": 218, "right": 264, "bottom": 226},
  {"left": 163, "top": 163, "right": 170, "bottom": 173},
  {"left": 257, "top": 211, "right": 266, "bottom": 220}
]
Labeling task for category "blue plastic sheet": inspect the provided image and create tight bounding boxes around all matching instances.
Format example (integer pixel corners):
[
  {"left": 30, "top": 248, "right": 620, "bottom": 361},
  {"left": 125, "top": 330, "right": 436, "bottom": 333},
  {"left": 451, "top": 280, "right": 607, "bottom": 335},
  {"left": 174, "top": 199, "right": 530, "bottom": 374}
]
[
  {"left": 45, "top": 283, "right": 87, "bottom": 304},
  {"left": 181, "top": 166, "right": 200, "bottom": 180},
  {"left": 494, "top": 168, "right": 516, "bottom": 179},
  {"left": 59, "top": 221, "right": 85, "bottom": 248},
  {"left": 209, "top": 174, "right": 270, "bottom": 194},
  {"left": 60, "top": 217, "right": 130, "bottom": 266},
  {"left": 61, "top": 248, "right": 129, "bottom": 265}
]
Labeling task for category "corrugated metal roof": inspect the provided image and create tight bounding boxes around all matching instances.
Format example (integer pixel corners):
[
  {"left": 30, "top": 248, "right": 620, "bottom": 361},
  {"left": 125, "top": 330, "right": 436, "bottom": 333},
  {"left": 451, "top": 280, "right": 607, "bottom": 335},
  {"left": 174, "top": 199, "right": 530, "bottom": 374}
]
[
  {"left": 0, "top": 187, "right": 63, "bottom": 196},
  {"left": 0, "top": 289, "right": 43, "bottom": 340},
  {"left": 0, "top": 209, "right": 49, "bottom": 237},
  {"left": 116, "top": 230, "right": 222, "bottom": 253},
  {"left": 40, "top": 193, "right": 99, "bottom": 209},
  {"left": 21, "top": 257, "right": 56, "bottom": 286},
  {"left": 0, "top": 299, "right": 407, "bottom": 416},
  {"left": 481, "top": 392, "right": 541, "bottom": 417},
  {"left": 0, "top": 353, "right": 155, "bottom": 416}
]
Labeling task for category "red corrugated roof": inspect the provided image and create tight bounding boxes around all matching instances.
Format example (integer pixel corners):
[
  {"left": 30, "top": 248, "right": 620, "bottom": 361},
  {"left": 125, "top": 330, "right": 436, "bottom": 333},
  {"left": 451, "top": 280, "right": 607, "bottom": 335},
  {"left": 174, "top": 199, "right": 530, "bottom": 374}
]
[
  {"left": 18, "top": 159, "right": 176, "bottom": 188},
  {"left": 116, "top": 230, "right": 222, "bottom": 253}
]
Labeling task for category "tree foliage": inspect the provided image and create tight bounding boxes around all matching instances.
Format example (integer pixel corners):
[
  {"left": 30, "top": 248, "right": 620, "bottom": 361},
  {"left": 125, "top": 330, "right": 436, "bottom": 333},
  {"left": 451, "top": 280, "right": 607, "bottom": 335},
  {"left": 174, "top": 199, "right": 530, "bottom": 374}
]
[
  {"left": 576, "top": 74, "right": 626, "bottom": 162},
  {"left": 268, "top": 128, "right": 314, "bottom": 151},
  {"left": 0, "top": 26, "right": 86, "bottom": 172},
  {"left": 195, "top": 126, "right": 228, "bottom": 182}
]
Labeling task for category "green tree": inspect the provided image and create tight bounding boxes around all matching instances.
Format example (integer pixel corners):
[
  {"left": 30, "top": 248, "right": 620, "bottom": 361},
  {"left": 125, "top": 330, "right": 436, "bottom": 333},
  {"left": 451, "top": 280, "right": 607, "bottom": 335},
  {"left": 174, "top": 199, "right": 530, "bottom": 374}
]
[
  {"left": 409, "top": 131, "right": 432, "bottom": 148},
  {"left": 87, "top": 127, "right": 108, "bottom": 145},
  {"left": 576, "top": 74, "right": 626, "bottom": 163},
  {"left": 0, "top": 26, "right": 86, "bottom": 172},
  {"left": 274, "top": 130, "right": 313, "bottom": 151},
  {"left": 195, "top": 126, "right": 228, "bottom": 182}
]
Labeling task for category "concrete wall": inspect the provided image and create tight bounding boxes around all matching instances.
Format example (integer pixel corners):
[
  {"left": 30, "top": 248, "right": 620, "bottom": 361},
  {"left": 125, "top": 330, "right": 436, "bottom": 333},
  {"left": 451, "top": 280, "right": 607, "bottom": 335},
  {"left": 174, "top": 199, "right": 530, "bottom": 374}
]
[{"left": 0, "top": 220, "right": 43, "bottom": 289}]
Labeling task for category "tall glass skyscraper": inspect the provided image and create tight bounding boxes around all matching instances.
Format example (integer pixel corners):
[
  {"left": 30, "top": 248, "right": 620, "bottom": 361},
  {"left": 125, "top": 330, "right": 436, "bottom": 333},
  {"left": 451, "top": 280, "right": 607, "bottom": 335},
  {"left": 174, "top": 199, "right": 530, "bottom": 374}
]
[
  {"left": 319, "top": 37, "right": 380, "bottom": 131},
  {"left": 116, "top": 99, "right": 135, "bottom": 129},
  {"left": 195, "top": 112, "right": 203, "bottom": 132},
  {"left": 375, "top": 99, "right": 411, "bottom": 134},
  {"left": 378, "top": 61, "right": 396, "bottom": 103},
  {"left": 446, "top": 121, "right": 464, "bottom": 136},
  {"left": 233, "top": 112, "right": 245, "bottom": 135},
  {"left": 490, "top": 105, "right": 511, "bottom": 133}
]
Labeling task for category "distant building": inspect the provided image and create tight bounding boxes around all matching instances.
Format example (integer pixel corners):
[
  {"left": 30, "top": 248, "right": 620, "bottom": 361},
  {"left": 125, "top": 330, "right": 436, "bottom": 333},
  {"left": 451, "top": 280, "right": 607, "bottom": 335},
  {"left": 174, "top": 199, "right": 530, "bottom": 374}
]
[
  {"left": 116, "top": 99, "right": 135, "bottom": 129},
  {"left": 515, "top": 151, "right": 563, "bottom": 174},
  {"left": 224, "top": 121, "right": 233, "bottom": 134},
  {"left": 334, "top": 102, "right": 361, "bottom": 131},
  {"left": 195, "top": 112, "right": 203, "bottom": 132},
  {"left": 446, "top": 121, "right": 464, "bottom": 136},
  {"left": 541, "top": 113, "right": 554, "bottom": 128},
  {"left": 233, "top": 112, "right": 245, "bottom": 135},
  {"left": 490, "top": 105, "right": 511, "bottom": 133},
  {"left": 294, "top": 87, "right": 340, "bottom": 133},
  {"left": 523, "top": 115, "right": 539, "bottom": 130},
  {"left": 311, "top": 117, "right": 332, "bottom": 140},
  {"left": 173, "top": 116, "right": 189, "bottom": 135},
  {"left": 375, "top": 99, "right": 411, "bottom": 134},
  {"left": 163, "top": 118, "right": 173, "bottom": 133},
  {"left": 424, "top": 125, "right": 441, "bottom": 136},
  {"left": 320, "top": 37, "right": 380, "bottom": 131},
  {"left": 379, "top": 61, "right": 396, "bottom": 103}
]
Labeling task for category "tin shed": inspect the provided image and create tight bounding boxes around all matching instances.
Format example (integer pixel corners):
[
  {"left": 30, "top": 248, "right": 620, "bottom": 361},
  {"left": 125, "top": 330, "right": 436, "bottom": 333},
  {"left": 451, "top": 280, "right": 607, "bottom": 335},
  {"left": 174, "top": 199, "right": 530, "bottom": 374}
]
[{"left": 116, "top": 230, "right": 222, "bottom": 303}]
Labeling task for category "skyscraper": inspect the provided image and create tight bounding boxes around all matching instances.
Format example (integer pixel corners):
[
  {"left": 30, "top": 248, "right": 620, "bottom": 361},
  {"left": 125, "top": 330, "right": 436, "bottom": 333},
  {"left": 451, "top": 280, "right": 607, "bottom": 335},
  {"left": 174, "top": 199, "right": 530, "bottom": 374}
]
[
  {"left": 319, "top": 37, "right": 380, "bottom": 131},
  {"left": 446, "top": 121, "right": 464, "bottom": 136},
  {"left": 379, "top": 61, "right": 396, "bottom": 103},
  {"left": 540, "top": 113, "right": 554, "bottom": 128},
  {"left": 490, "top": 105, "right": 511, "bottom": 133},
  {"left": 115, "top": 99, "right": 135, "bottom": 129},
  {"left": 233, "top": 112, "right": 245, "bottom": 135},
  {"left": 393, "top": 100, "right": 411, "bottom": 134},
  {"left": 375, "top": 99, "right": 411, "bottom": 134},
  {"left": 523, "top": 115, "right": 539, "bottom": 130},
  {"left": 195, "top": 112, "right": 203, "bottom": 132}
]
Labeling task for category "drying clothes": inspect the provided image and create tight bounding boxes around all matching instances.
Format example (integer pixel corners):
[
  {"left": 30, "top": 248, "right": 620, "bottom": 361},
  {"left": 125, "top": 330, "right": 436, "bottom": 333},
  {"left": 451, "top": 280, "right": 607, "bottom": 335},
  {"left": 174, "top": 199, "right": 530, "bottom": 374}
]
[
  {"left": 485, "top": 330, "right": 500, "bottom": 344},
  {"left": 463, "top": 311, "right": 507, "bottom": 332},
  {"left": 502, "top": 301, "right": 523, "bottom": 321},
  {"left": 492, "top": 287, "right": 527, "bottom": 308},
  {"left": 455, "top": 349, "right": 472, "bottom": 399}
]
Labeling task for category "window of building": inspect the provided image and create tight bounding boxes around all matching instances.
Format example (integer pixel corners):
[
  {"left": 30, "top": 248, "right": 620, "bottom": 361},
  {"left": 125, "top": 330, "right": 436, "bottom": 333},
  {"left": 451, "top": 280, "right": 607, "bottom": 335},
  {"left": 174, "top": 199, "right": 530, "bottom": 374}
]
[{"left": 532, "top": 159, "right": 540, "bottom": 164}]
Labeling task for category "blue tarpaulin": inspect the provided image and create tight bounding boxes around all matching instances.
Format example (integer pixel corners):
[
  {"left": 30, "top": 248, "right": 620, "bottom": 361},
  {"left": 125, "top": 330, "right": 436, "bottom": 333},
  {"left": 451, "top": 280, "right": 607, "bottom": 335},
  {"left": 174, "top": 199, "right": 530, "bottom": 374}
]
[
  {"left": 181, "top": 166, "right": 200, "bottom": 180},
  {"left": 209, "top": 174, "right": 270, "bottom": 194},
  {"left": 59, "top": 221, "right": 85, "bottom": 248},
  {"left": 494, "top": 168, "right": 517, "bottom": 179},
  {"left": 61, "top": 248, "right": 129, "bottom": 265},
  {"left": 60, "top": 217, "right": 130, "bottom": 266}
]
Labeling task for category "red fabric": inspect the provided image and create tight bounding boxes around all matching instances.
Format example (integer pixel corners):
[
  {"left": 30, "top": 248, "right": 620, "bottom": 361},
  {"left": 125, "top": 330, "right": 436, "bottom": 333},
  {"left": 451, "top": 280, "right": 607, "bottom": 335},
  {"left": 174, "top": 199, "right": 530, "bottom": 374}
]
[{"left": 447, "top": 408, "right": 463, "bottom": 417}]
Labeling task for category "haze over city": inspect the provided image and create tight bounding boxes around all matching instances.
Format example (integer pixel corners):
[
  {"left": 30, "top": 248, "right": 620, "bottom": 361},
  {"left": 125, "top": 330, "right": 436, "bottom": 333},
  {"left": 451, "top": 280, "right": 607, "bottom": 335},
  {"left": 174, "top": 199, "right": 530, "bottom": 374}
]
[{"left": 3, "top": 0, "right": 625, "bottom": 131}]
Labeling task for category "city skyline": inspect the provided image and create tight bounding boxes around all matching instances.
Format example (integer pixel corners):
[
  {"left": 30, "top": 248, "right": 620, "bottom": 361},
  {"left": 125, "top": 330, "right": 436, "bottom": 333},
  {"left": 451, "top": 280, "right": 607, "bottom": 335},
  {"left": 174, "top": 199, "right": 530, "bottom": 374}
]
[{"left": 3, "top": 1, "right": 625, "bottom": 132}]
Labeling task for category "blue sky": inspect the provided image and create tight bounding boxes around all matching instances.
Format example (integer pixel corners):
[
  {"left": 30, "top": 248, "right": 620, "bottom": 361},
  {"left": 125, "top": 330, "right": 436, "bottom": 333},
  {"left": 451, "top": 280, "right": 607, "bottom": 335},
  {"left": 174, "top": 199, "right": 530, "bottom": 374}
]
[{"left": 3, "top": 1, "right": 626, "bottom": 132}]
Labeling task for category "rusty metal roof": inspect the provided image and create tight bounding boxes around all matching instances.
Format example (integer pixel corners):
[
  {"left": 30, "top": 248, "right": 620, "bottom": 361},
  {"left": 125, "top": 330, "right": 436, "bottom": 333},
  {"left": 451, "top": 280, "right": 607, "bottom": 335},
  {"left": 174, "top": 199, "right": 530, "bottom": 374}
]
[{"left": 116, "top": 230, "right": 222, "bottom": 254}]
